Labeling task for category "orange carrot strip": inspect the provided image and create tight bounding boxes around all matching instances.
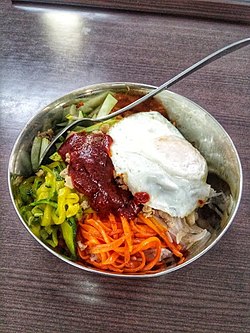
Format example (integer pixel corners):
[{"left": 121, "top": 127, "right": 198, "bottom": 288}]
[
  {"left": 82, "top": 224, "right": 102, "bottom": 237},
  {"left": 87, "top": 216, "right": 111, "bottom": 232},
  {"left": 85, "top": 217, "right": 112, "bottom": 244},
  {"left": 85, "top": 239, "right": 100, "bottom": 247},
  {"left": 107, "top": 267, "right": 124, "bottom": 273},
  {"left": 120, "top": 216, "right": 133, "bottom": 252},
  {"left": 111, "top": 246, "right": 126, "bottom": 254},
  {"left": 123, "top": 251, "right": 146, "bottom": 273},
  {"left": 110, "top": 232, "right": 123, "bottom": 240},
  {"left": 130, "top": 220, "right": 156, "bottom": 236},
  {"left": 138, "top": 213, "right": 183, "bottom": 258},
  {"left": 131, "top": 236, "right": 161, "bottom": 255},
  {"left": 102, "top": 251, "right": 120, "bottom": 265},
  {"left": 80, "top": 230, "right": 101, "bottom": 242},
  {"left": 90, "top": 236, "right": 126, "bottom": 254},
  {"left": 109, "top": 213, "right": 117, "bottom": 230},
  {"left": 138, "top": 213, "right": 165, "bottom": 235},
  {"left": 178, "top": 256, "right": 186, "bottom": 265},
  {"left": 123, "top": 242, "right": 131, "bottom": 264},
  {"left": 109, "top": 260, "right": 126, "bottom": 270},
  {"left": 110, "top": 221, "right": 118, "bottom": 236},
  {"left": 77, "top": 249, "right": 89, "bottom": 261},
  {"left": 143, "top": 245, "right": 161, "bottom": 271},
  {"left": 100, "top": 252, "right": 108, "bottom": 263}
]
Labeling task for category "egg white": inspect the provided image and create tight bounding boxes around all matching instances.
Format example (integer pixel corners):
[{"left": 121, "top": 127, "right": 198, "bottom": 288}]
[{"left": 108, "top": 111, "right": 211, "bottom": 217}]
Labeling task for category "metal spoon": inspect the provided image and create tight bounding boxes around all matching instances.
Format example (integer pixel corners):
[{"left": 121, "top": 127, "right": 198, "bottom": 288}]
[{"left": 39, "top": 37, "right": 250, "bottom": 166}]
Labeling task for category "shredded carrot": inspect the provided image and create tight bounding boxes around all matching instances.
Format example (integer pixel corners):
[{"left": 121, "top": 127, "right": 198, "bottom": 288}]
[
  {"left": 120, "top": 216, "right": 133, "bottom": 252},
  {"left": 138, "top": 214, "right": 183, "bottom": 258},
  {"left": 76, "top": 212, "right": 185, "bottom": 274}
]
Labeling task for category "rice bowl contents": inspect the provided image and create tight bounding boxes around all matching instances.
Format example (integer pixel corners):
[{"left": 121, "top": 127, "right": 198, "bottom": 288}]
[{"left": 11, "top": 90, "right": 231, "bottom": 275}]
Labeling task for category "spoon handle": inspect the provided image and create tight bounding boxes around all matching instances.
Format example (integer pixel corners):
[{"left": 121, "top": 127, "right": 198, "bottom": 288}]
[
  {"left": 98, "top": 37, "right": 250, "bottom": 122},
  {"left": 39, "top": 38, "right": 249, "bottom": 166}
]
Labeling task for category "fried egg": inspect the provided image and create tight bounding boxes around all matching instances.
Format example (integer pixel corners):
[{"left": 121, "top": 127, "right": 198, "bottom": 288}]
[{"left": 108, "top": 111, "right": 211, "bottom": 217}]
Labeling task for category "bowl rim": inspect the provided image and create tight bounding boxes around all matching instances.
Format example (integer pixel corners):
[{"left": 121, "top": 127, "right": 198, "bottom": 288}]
[{"left": 8, "top": 81, "right": 243, "bottom": 278}]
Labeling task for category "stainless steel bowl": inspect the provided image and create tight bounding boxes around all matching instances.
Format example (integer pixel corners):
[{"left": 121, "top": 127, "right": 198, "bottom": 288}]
[{"left": 8, "top": 82, "right": 243, "bottom": 277}]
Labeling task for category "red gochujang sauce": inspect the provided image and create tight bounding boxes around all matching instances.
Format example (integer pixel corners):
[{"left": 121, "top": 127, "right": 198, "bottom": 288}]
[
  {"left": 58, "top": 131, "right": 149, "bottom": 219},
  {"left": 112, "top": 92, "right": 167, "bottom": 118}
]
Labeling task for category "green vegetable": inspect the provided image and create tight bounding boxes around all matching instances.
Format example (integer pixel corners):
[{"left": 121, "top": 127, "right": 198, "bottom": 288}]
[
  {"left": 96, "top": 93, "right": 117, "bottom": 118},
  {"left": 29, "top": 199, "right": 58, "bottom": 208},
  {"left": 61, "top": 217, "right": 77, "bottom": 258},
  {"left": 77, "top": 91, "right": 110, "bottom": 114},
  {"left": 31, "top": 136, "right": 51, "bottom": 172},
  {"left": 40, "top": 137, "right": 50, "bottom": 160},
  {"left": 75, "top": 118, "right": 118, "bottom": 133},
  {"left": 30, "top": 223, "right": 41, "bottom": 238},
  {"left": 31, "top": 136, "right": 42, "bottom": 171},
  {"left": 65, "top": 104, "right": 78, "bottom": 123},
  {"left": 16, "top": 161, "right": 81, "bottom": 255},
  {"left": 19, "top": 176, "right": 35, "bottom": 204},
  {"left": 49, "top": 152, "right": 63, "bottom": 162},
  {"left": 40, "top": 225, "right": 59, "bottom": 248},
  {"left": 20, "top": 206, "right": 35, "bottom": 226},
  {"left": 32, "top": 177, "right": 43, "bottom": 193},
  {"left": 31, "top": 206, "right": 44, "bottom": 217},
  {"left": 63, "top": 92, "right": 111, "bottom": 120}
]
